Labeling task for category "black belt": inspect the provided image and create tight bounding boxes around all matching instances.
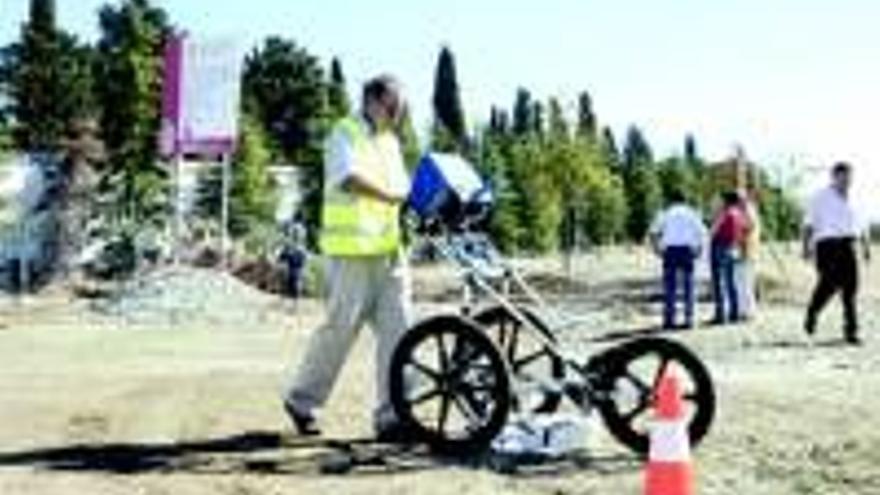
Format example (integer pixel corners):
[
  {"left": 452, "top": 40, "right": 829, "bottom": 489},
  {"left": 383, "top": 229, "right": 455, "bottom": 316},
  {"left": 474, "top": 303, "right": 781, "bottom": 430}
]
[{"left": 816, "top": 237, "right": 855, "bottom": 245}]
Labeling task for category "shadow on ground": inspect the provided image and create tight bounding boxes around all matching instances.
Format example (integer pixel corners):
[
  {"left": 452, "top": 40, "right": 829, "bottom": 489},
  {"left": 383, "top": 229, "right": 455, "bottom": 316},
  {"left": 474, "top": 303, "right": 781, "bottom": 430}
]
[{"left": 0, "top": 431, "right": 641, "bottom": 477}]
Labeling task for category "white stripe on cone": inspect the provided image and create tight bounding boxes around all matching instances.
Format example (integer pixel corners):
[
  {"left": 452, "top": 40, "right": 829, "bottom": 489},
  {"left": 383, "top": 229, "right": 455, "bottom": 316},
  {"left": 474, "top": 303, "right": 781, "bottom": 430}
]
[{"left": 648, "top": 419, "right": 691, "bottom": 463}]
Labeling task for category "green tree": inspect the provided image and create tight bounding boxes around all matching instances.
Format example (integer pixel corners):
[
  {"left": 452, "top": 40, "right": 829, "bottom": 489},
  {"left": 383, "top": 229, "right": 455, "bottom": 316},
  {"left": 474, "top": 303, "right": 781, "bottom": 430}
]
[
  {"left": 431, "top": 45, "right": 466, "bottom": 150},
  {"left": 682, "top": 133, "right": 710, "bottom": 212},
  {"left": 581, "top": 164, "right": 628, "bottom": 245},
  {"left": 599, "top": 126, "right": 620, "bottom": 172},
  {"left": 196, "top": 114, "right": 276, "bottom": 238},
  {"left": 479, "top": 133, "right": 524, "bottom": 253},
  {"left": 531, "top": 100, "right": 545, "bottom": 137},
  {"left": 230, "top": 116, "right": 276, "bottom": 236},
  {"left": 509, "top": 136, "right": 561, "bottom": 252},
  {"left": 396, "top": 107, "right": 421, "bottom": 171},
  {"left": 489, "top": 106, "right": 510, "bottom": 136},
  {"left": 547, "top": 98, "right": 568, "bottom": 139},
  {"left": 657, "top": 156, "right": 697, "bottom": 205},
  {"left": 327, "top": 56, "right": 350, "bottom": 119},
  {"left": 576, "top": 90, "right": 596, "bottom": 140},
  {"left": 242, "top": 37, "right": 330, "bottom": 247},
  {"left": 93, "top": 0, "right": 170, "bottom": 236},
  {"left": 0, "top": 65, "right": 10, "bottom": 150},
  {"left": 512, "top": 88, "right": 532, "bottom": 136},
  {"left": 752, "top": 166, "right": 803, "bottom": 241},
  {"left": 575, "top": 125, "right": 628, "bottom": 244},
  {"left": 621, "top": 125, "right": 661, "bottom": 241},
  {"left": 242, "top": 37, "right": 329, "bottom": 166},
  {"left": 684, "top": 133, "right": 698, "bottom": 165},
  {"left": 5, "top": 0, "right": 95, "bottom": 152}
]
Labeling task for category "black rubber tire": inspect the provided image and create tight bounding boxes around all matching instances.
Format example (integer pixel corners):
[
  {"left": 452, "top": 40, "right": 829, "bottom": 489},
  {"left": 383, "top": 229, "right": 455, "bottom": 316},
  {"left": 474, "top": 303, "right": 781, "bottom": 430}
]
[
  {"left": 472, "top": 305, "right": 565, "bottom": 413},
  {"left": 591, "top": 337, "right": 715, "bottom": 455},
  {"left": 389, "top": 315, "right": 511, "bottom": 454}
]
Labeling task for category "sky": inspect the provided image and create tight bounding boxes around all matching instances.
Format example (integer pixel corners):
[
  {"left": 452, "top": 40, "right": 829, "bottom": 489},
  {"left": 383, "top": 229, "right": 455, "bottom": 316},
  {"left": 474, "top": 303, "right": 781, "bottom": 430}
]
[{"left": 2, "top": 0, "right": 879, "bottom": 219}]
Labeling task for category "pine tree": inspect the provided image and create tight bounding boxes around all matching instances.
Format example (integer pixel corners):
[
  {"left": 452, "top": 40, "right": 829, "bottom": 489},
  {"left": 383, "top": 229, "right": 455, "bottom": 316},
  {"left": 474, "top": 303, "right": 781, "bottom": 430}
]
[
  {"left": 512, "top": 88, "right": 532, "bottom": 136},
  {"left": 531, "top": 101, "right": 545, "bottom": 137},
  {"left": 196, "top": 114, "right": 276, "bottom": 235},
  {"left": 682, "top": 133, "right": 710, "bottom": 213},
  {"left": 581, "top": 162, "right": 628, "bottom": 245},
  {"left": 242, "top": 37, "right": 329, "bottom": 167},
  {"left": 547, "top": 98, "right": 568, "bottom": 140},
  {"left": 599, "top": 126, "right": 620, "bottom": 173},
  {"left": 94, "top": 0, "right": 170, "bottom": 233},
  {"left": 230, "top": 114, "right": 276, "bottom": 236},
  {"left": 621, "top": 125, "right": 661, "bottom": 241},
  {"left": 396, "top": 107, "right": 421, "bottom": 171},
  {"left": 576, "top": 90, "right": 597, "bottom": 140},
  {"left": 6, "top": 0, "right": 94, "bottom": 152},
  {"left": 658, "top": 156, "right": 697, "bottom": 205},
  {"left": 684, "top": 133, "right": 698, "bottom": 165},
  {"left": 242, "top": 37, "right": 331, "bottom": 248},
  {"left": 509, "top": 136, "right": 561, "bottom": 251},
  {"left": 489, "top": 106, "right": 510, "bottom": 136},
  {"left": 479, "top": 134, "right": 523, "bottom": 252},
  {"left": 431, "top": 45, "right": 466, "bottom": 149},
  {"left": 327, "top": 57, "right": 350, "bottom": 119}
]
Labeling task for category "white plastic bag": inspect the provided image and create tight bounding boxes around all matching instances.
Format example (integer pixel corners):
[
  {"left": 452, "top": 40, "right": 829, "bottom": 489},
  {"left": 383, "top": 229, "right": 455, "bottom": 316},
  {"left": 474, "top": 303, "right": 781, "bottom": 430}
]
[{"left": 491, "top": 413, "right": 591, "bottom": 458}]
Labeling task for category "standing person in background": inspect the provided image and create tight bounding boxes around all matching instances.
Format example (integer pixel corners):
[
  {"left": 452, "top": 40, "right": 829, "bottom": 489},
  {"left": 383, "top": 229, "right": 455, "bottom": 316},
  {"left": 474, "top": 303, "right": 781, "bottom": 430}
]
[
  {"left": 279, "top": 214, "right": 307, "bottom": 300},
  {"left": 649, "top": 190, "right": 708, "bottom": 330},
  {"left": 803, "top": 162, "right": 871, "bottom": 345},
  {"left": 709, "top": 191, "right": 748, "bottom": 324},
  {"left": 737, "top": 190, "right": 761, "bottom": 320},
  {"left": 282, "top": 75, "right": 413, "bottom": 439}
]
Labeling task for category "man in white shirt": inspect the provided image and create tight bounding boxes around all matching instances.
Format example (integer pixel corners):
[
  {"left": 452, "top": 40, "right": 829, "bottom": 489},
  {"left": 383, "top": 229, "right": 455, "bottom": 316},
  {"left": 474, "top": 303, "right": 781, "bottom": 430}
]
[
  {"left": 649, "top": 190, "right": 708, "bottom": 329},
  {"left": 803, "top": 162, "right": 872, "bottom": 345}
]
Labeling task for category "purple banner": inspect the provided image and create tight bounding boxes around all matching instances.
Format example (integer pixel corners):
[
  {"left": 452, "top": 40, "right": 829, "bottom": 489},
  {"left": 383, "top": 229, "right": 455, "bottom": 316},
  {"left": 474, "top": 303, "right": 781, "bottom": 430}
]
[
  {"left": 159, "top": 33, "right": 184, "bottom": 156},
  {"left": 159, "top": 33, "right": 242, "bottom": 158}
]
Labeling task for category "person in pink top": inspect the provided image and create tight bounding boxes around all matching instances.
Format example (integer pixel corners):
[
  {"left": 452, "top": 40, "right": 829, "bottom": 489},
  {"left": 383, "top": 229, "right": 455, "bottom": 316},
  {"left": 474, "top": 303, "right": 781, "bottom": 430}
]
[{"left": 709, "top": 191, "right": 748, "bottom": 324}]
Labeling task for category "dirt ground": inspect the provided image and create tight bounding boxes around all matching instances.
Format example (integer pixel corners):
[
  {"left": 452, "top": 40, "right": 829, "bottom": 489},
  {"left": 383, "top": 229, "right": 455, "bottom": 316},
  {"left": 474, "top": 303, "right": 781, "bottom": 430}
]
[{"left": 0, "top": 246, "right": 878, "bottom": 494}]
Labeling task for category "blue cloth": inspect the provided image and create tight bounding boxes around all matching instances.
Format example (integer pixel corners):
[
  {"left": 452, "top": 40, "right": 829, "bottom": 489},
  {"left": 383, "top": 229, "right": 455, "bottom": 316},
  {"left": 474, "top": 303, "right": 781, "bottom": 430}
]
[
  {"left": 662, "top": 246, "right": 697, "bottom": 329},
  {"left": 280, "top": 246, "right": 306, "bottom": 298},
  {"left": 710, "top": 241, "right": 741, "bottom": 322}
]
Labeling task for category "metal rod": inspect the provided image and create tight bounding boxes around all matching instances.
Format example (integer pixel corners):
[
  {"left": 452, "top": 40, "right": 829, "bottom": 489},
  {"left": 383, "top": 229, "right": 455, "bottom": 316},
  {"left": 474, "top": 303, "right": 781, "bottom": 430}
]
[
  {"left": 220, "top": 153, "right": 230, "bottom": 272},
  {"left": 173, "top": 153, "right": 183, "bottom": 266}
]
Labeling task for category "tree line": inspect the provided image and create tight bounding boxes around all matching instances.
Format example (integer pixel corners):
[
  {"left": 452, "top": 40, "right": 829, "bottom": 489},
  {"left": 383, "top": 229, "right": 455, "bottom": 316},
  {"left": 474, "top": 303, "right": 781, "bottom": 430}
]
[
  {"left": 0, "top": 0, "right": 802, "bottom": 267},
  {"left": 430, "top": 46, "right": 802, "bottom": 253}
]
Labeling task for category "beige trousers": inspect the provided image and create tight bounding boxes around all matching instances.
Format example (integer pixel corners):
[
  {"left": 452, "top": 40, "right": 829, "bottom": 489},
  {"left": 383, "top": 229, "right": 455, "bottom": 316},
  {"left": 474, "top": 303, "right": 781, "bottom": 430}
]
[{"left": 284, "top": 251, "right": 411, "bottom": 430}]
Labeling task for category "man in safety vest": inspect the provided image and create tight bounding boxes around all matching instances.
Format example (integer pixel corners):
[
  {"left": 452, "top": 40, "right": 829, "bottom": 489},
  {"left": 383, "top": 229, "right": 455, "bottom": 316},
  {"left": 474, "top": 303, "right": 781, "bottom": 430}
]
[{"left": 282, "top": 75, "right": 412, "bottom": 440}]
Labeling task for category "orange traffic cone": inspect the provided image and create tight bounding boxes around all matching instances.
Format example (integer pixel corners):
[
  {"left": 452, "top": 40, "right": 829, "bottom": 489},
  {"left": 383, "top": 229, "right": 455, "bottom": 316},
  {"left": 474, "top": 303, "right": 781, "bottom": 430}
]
[{"left": 644, "top": 365, "right": 694, "bottom": 495}]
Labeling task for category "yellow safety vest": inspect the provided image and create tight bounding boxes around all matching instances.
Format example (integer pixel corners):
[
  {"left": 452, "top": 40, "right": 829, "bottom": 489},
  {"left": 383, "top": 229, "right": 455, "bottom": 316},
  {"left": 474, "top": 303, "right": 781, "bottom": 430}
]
[{"left": 319, "top": 117, "right": 402, "bottom": 256}]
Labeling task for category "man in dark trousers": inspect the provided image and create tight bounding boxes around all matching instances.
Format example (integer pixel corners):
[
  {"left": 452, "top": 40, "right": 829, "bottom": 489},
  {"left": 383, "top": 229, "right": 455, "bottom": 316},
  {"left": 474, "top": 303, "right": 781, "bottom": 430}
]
[
  {"left": 803, "top": 162, "right": 872, "bottom": 345},
  {"left": 648, "top": 190, "right": 708, "bottom": 330}
]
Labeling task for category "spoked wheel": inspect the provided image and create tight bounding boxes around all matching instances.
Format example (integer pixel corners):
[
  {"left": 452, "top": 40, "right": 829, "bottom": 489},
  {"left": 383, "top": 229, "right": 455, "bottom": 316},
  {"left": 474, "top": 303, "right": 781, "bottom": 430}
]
[
  {"left": 389, "top": 315, "right": 511, "bottom": 453},
  {"left": 589, "top": 337, "right": 715, "bottom": 455},
  {"left": 472, "top": 305, "right": 564, "bottom": 413}
]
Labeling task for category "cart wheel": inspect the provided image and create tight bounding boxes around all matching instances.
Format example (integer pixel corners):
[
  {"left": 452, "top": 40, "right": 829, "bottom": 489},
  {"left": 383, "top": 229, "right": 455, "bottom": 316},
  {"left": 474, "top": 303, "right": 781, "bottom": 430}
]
[
  {"left": 389, "top": 315, "right": 511, "bottom": 454},
  {"left": 590, "top": 337, "right": 715, "bottom": 455},
  {"left": 472, "top": 305, "right": 564, "bottom": 413}
]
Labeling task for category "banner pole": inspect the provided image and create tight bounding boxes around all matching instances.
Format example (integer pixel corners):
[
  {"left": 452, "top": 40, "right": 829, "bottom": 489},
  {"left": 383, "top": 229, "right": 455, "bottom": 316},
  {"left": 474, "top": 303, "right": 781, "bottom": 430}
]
[{"left": 221, "top": 153, "right": 230, "bottom": 272}]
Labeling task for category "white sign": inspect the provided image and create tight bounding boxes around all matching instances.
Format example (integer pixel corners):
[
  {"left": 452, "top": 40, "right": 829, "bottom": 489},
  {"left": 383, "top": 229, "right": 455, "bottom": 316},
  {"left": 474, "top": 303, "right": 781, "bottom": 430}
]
[{"left": 161, "top": 34, "right": 244, "bottom": 156}]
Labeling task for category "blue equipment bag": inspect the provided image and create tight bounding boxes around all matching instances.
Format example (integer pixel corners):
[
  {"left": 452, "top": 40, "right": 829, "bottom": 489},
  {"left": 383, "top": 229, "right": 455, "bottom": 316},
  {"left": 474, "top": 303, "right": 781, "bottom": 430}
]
[{"left": 408, "top": 153, "right": 492, "bottom": 228}]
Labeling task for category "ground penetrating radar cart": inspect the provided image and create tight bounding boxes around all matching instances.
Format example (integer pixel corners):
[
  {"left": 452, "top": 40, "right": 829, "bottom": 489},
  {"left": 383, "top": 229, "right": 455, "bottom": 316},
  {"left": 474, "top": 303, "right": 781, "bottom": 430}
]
[{"left": 388, "top": 153, "right": 716, "bottom": 455}]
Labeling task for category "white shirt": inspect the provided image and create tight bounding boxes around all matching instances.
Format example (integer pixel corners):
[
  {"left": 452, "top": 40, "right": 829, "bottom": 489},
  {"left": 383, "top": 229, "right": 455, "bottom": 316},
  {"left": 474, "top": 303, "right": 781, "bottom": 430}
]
[
  {"left": 805, "top": 186, "right": 864, "bottom": 242},
  {"left": 650, "top": 204, "right": 707, "bottom": 250},
  {"left": 324, "top": 117, "right": 409, "bottom": 197}
]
